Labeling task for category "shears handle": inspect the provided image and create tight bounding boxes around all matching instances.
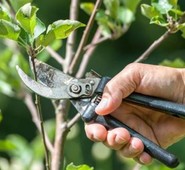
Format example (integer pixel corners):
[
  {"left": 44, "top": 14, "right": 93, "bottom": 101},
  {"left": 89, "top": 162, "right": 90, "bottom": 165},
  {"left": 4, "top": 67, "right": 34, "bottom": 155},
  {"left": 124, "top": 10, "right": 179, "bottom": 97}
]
[
  {"left": 94, "top": 114, "right": 179, "bottom": 168},
  {"left": 81, "top": 92, "right": 185, "bottom": 168}
]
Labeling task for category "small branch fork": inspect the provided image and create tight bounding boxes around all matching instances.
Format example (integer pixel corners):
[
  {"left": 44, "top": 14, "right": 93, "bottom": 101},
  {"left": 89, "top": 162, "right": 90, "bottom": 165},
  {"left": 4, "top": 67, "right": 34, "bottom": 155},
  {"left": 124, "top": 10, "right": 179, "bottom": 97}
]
[{"left": 69, "top": 0, "right": 103, "bottom": 74}]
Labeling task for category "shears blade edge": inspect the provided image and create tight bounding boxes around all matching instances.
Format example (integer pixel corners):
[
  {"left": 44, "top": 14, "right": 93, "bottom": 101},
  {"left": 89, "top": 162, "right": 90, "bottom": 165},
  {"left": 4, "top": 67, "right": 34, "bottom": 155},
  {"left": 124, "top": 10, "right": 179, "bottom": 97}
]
[{"left": 16, "top": 65, "right": 72, "bottom": 99}]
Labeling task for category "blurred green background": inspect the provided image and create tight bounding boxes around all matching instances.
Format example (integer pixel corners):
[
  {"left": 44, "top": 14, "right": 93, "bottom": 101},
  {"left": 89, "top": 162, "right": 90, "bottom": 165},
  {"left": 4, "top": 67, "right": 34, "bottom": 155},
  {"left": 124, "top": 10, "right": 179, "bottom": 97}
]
[{"left": 0, "top": 0, "right": 185, "bottom": 170}]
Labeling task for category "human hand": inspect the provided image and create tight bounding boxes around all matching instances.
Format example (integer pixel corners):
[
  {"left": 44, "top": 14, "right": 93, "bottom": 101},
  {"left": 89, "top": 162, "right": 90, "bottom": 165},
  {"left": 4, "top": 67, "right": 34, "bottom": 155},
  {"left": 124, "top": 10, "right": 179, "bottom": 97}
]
[{"left": 85, "top": 63, "right": 185, "bottom": 164}]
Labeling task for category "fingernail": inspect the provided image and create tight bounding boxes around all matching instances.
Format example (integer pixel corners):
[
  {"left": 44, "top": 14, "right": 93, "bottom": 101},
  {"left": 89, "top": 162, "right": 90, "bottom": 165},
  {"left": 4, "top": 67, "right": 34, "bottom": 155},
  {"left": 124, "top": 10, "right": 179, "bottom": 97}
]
[
  {"left": 131, "top": 138, "right": 140, "bottom": 150},
  {"left": 95, "top": 98, "right": 108, "bottom": 112}
]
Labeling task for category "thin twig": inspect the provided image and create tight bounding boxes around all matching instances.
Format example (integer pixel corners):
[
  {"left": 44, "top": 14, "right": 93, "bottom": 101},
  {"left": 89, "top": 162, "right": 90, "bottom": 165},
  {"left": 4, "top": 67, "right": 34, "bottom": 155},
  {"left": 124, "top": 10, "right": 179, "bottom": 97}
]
[
  {"left": 46, "top": 46, "right": 65, "bottom": 66},
  {"left": 51, "top": 100, "right": 69, "bottom": 170},
  {"left": 64, "top": 0, "right": 79, "bottom": 73},
  {"left": 76, "top": 28, "right": 102, "bottom": 78},
  {"left": 30, "top": 51, "right": 51, "bottom": 170},
  {"left": 83, "top": 36, "right": 109, "bottom": 51},
  {"left": 69, "top": 0, "right": 103, "bottom": 73},
  {"left": 67, "top": 113, "right": 81, "bottom": 129},
  {"left": 134, "top": 31, "right": 171, "bottom": 63},
  {"left": 24, "top": 92, "right": 54, "bottom": 153}
]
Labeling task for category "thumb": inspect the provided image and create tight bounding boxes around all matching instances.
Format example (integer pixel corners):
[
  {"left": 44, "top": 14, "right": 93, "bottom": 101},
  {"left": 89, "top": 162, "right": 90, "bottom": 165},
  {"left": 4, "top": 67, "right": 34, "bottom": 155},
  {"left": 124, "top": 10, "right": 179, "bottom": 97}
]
[{"left": 95, "top": 64, "right": 140, "bottom": 115}]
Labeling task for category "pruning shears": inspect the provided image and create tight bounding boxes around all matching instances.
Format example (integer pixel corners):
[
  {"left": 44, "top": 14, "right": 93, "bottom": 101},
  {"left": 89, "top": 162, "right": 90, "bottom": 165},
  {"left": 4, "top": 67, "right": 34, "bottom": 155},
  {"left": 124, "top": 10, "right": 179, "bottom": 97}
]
[{"left": 16, "top": 59, "right": 185, "bottom": 168}]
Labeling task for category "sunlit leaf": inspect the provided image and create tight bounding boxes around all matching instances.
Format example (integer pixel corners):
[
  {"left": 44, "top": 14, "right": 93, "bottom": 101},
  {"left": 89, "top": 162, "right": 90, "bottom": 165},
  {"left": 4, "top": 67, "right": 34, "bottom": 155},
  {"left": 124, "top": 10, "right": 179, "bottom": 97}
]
[
  {"left": 80, "top": 2, "right": 94, "bottom": 15},
  {"left": 160, "top": 58, "right": 185, "bottom": 68},
  {"left": 150, "top": 16, "right": 168, "bottom": 27},
  {"left": 0, "top": 19, "right": 20, "bottom": 40},
  {"left": 0, "top": 6, "right": 11, "bottom": 21},
  {"left": 0, "top": 140, "right": 15, "bottom": 151},
  {"left": 96, "top": 10, "right": 112, "bottom": 37},
  {"left": 33, "top": 18, "right": 46, "bottom": 39},
  {"left": 141, "top": 4, "right": 161, "bottom": 19},
  {"left": 180, "top": 26, "right": 185, "bottom": 39},
  {"left": 37, "top": 40, "right": 62, "bottom": 61},
  {"left": 118, "top": 7, "right": 134, "bottom": 24},
  {"left": 104, "top": 0, "right": 120, "bottom": 20},
  {"left": 66, "top": 163, "right": 94, "bottom": 170},
  {"left": 152, "top": 0, "right": 173, "bottom": 14},
  {"left": 9, "top": 0, "right": 33, "bottom": 11},
  {"left": 16, "top": 3, "right": 38, "bottom": 35},
  {"left": 121, "top": 0, "right": 141, "bottom": 13},
  {"left": 41, "top": 20, "right": 85, "bottom": 46}
]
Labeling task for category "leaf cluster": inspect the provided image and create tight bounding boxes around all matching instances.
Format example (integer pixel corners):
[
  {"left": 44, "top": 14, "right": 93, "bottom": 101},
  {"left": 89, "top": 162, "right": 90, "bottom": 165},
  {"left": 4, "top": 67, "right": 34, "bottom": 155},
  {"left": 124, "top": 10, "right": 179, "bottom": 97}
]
[
  {"left": 141, "top": 0, "right": 185, "bottom": 37},
  {"left": 81, "top": 0, "right": 141, "bottom": 39},
  {"left": 0, "top": 3, "right": 85, "bottom": 55}
]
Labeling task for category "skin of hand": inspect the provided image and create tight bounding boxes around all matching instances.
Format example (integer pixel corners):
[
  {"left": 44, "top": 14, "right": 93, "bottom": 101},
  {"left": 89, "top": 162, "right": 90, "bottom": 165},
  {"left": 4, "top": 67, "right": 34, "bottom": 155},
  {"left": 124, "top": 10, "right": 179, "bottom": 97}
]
[{"left": 85, "top": 63, "right": 185, "bottom": 165}]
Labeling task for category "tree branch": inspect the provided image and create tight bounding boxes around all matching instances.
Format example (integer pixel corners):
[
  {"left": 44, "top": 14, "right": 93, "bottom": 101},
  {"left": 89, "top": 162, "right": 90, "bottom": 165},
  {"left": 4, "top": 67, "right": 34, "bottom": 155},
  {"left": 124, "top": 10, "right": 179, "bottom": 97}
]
[
  {"left": 67, "top": 113, "right": 81, "bottom": 129},
  {"left": 134, "top": 31, "right": 171, "bottom": 63},
  {"left": 64, "top": 0, "right": 79, "bottom": 73},
  {"left": 24, "top": 92, "right": 54, "bottom": 153},
  {"left": 83, "top": 36, "right": 109, "bottom": 51},
  {"left": 46, "top": 47, "right": 65, "bottom": 66},
  {"left": 51, "top": 100, "right": 69, "bottom": 170},
  {"left": 76, "top": 28, "right": 102, "bottom": 78},
  {"left": 69, "top": 0, "right": 103, "bottom": 73}
]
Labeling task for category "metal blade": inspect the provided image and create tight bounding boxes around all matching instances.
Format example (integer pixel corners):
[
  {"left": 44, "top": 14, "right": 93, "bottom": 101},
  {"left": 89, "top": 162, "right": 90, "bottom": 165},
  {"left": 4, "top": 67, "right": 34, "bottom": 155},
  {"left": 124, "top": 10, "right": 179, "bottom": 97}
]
[
  {"left": 16, "top": 65, "right": 72, "bottom": 99},
  {"left": 29, "top": 58, "right": 73, "bottom": 88},
  {"left": 70, "top": 99, "right": 91, "bottom": 114}
]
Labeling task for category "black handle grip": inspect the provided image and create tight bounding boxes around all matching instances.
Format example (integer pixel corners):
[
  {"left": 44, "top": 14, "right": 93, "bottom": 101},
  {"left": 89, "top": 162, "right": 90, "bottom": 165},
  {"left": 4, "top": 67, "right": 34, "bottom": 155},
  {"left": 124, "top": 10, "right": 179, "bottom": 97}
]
[
  {"left": 125, "top": 93, "right": 185, "bottom": 119},
  {"left": 81, "top": 92, "right": 185, "bottom": 168},
  {"left": 95, "top": 115, "right": 179, "bottom": 168}
]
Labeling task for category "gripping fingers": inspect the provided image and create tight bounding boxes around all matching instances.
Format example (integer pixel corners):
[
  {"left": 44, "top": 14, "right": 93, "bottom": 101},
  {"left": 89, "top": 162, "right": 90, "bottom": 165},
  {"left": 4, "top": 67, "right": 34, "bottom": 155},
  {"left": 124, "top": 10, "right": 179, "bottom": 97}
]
[
  {"left": 85, "top": 123, "right": 107, "bottom": 142},
  {"left": 104, "top": 128, "right": 130, "bottom": 150},
  {"left": 134, "top": 152, "right": 153, "bottom": 165},
  {"left": 120, "top": 137, "right": 144, "bottom": 158}
]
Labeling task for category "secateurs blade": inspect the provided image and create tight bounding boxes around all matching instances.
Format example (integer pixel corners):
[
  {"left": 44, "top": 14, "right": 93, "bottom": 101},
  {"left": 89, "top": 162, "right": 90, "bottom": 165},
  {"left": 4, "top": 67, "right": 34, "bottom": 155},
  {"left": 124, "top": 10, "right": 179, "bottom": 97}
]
[{"left": 16, "top": 59, "right": 185, "bottom": 168}]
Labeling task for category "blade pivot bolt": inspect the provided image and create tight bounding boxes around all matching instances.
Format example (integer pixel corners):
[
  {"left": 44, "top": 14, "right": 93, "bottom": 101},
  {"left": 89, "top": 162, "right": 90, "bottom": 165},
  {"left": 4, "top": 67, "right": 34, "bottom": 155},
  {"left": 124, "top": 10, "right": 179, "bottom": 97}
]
[{"left": 70, "top": 84, "right": 81, "bottom": 94}]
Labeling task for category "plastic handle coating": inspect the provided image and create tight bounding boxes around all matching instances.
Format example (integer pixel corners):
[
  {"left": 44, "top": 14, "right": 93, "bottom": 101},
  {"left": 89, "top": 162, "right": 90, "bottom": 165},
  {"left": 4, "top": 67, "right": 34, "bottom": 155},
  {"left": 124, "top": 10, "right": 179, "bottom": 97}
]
[
  {"left": 125, "top": 93, "right": 185, "bottom": 119},
  {"left": 94, "top": 115, "right": 179, "bottom": 168}
]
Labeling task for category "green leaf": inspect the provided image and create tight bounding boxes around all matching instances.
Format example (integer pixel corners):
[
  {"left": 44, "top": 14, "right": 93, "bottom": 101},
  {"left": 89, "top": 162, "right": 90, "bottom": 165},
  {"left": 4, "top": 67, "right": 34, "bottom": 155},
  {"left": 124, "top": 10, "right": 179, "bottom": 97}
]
[
  {"left": 80, "top": 3, "right": 94, "bottom": 15},
  {"left": 0, "top": 140, "right": 15, "bottom": 151},
  {"left": 0, "top": 19, "right": 20, "bottom": 40},
  {"left": 160, "top": 58, "right": 185, "bottom": 68},
  {"left": 16, "top": 3, "right": 38, "bottom": 35},
  {"left": 66, "top": 163, "right": 94, "bottom": 170},
  {"left": 141, "top": 4, "right": 161, "bottom": 20},
  {"left": 122, "top": 0, "right": 141, "bottom": 13},
  {"left": 41, "top": 20, "right": 85, "bottom": 46},
  {"left": 37, "top": 40, "right": 62, "bottom": 61},
  {"left": 96, "top": 10, "right": 112, "bottom": 37},
  {"left": 0, "top": 6, "right": 11, "bottom": 21},
  {"left": 104, "top": 0, "right": 120, "bottom": 20},
  {"left": 152, "top": 0, "right": 173, "bottom": 14},
  {"left": 180, "top": 26, "right": 185, "bottom": 38},
  {"left": 117, "top": 7, "right": 134, "bottom": 24},
  {"left": 33, "top": 18, "right": 46, "bottom": 39},
  {"left": 168, "top": 0, "right": 178, "bottom": 6},
  {"left": 9, "top": 0, "right": 33, "bottom": 11},
  {"left": 150, "top": 16, "right": 169, "bottom": 26}
]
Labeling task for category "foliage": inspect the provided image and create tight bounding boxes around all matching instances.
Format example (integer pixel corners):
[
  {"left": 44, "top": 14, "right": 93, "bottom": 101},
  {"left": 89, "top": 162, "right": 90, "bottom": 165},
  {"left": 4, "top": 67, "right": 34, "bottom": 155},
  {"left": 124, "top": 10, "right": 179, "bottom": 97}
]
[
  {"left": 0, "top": 0, "right": 185, "bottom": 170},
  {"left": 160, "top": 58, "right": 185, "bottom": 68},
  {"left": 66, "top": 163, "right": 93, "bottom": 170},
  {"left": 0, "top": 2, "right": 85, "bottom": 53},
  {"left": 81, "top": 0, "right": 141, "bottom": 39},
  {"left": 141, "top": 0, "right": 185, "bottom": 36}
]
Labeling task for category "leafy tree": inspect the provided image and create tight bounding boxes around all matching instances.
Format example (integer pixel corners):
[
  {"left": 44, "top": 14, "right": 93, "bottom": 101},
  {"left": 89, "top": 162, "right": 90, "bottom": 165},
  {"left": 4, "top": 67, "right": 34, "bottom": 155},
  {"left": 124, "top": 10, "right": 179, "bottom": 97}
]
[{"left": 0, "top": 0, "right": 185, "bottom": 170}]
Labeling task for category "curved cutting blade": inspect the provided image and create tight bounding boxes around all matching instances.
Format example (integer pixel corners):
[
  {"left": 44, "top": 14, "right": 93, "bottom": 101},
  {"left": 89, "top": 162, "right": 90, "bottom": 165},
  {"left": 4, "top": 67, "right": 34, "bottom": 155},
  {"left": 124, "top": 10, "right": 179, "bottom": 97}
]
[
  {"left": 16, "top": 65, "right": 72, "bottom": 99},
  {"left": 29, "top": 58, "right": 73, "bottom": 88}
]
